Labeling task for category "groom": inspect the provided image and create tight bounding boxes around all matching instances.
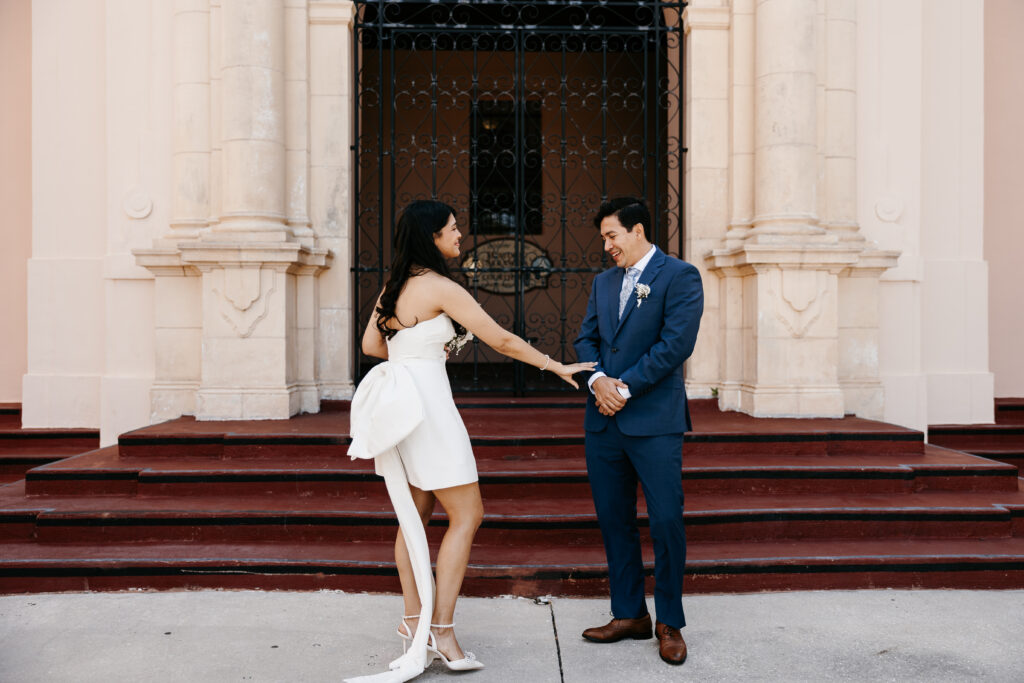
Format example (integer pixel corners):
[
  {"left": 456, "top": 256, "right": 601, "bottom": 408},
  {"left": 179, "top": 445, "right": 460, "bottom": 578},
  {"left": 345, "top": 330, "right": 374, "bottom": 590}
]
[{"left": 573, "top": 197, "right": 703, "bottom": 665}]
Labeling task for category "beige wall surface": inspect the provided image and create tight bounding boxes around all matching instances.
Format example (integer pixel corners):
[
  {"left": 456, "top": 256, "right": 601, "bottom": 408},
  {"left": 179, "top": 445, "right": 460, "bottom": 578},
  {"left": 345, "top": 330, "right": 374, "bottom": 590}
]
[
  {"left": 0, "top": 0, "right": 32, "bottom": 402},
  {"left": 985, "top": 0, "right": 1024, "bottom": 398}
]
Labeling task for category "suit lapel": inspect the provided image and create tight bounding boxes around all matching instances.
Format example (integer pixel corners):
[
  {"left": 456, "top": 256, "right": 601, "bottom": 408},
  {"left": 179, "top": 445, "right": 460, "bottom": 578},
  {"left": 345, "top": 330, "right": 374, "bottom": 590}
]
[
  {"left": 613, "top": 247, "right": 666, "bottom": 338},
  {"left": 604, "top": 267, "right": 624, "bottom": 338}
]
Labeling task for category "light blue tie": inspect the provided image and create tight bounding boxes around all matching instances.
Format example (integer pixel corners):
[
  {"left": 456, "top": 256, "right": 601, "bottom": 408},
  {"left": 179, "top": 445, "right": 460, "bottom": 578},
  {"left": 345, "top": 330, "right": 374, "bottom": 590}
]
[{"left": 618, "top": 267, "right": 640, "bottom": 318}]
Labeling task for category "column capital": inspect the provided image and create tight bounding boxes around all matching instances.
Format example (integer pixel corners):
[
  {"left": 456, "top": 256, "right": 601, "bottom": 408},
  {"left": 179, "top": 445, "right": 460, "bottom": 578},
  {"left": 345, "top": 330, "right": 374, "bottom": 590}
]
[
  {"left": 683, "top": 6, "right": 730, "bottom": 34},
  {"left": 309, "top": 1, "right": 355, "bottom": 26}
]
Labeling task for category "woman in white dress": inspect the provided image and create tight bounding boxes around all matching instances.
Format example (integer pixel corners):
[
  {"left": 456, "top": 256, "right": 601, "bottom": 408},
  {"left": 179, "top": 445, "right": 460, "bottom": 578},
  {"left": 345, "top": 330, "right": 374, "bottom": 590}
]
[{"left": 357, "top": 200, "right": 594, "bottom": 674}]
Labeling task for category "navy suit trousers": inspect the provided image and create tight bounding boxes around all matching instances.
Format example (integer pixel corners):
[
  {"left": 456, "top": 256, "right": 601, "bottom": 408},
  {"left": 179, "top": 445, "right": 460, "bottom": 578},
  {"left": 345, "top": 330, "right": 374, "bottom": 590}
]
[{"left": 585, "top": 418, "right": 686, "bottom": 628}]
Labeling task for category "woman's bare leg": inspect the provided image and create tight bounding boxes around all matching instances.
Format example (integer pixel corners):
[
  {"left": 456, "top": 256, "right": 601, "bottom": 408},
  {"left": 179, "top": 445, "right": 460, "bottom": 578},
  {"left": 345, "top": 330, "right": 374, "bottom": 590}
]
[
  {"left": 395, "top": 484, "right": 436, "bottom": 636},
  {"left": 428, "top": 481, "right": 484, "bottom": 660}
]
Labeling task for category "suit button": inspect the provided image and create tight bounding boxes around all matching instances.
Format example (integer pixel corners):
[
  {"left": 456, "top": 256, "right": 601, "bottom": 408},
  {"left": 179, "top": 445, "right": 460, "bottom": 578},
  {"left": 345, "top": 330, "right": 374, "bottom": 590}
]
[{"left": 611, "top": 347, "right": 618, "bottom": 353}]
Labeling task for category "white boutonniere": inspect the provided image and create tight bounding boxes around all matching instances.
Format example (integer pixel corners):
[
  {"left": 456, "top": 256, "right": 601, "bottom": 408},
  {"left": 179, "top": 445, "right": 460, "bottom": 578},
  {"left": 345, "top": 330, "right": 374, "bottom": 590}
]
[
  {"left": 635, "top": 283, "right": 651, "bottom": 307},
  {"left": 444, "top": 330, "right": 474, "bottom": 357}
]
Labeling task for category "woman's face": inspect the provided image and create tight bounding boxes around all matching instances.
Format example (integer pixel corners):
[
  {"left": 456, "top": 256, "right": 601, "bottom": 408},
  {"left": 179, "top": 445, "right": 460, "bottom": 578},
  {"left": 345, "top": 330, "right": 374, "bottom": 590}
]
[{"left": 433, "top": 214, "right": 462, "bottom": 259}]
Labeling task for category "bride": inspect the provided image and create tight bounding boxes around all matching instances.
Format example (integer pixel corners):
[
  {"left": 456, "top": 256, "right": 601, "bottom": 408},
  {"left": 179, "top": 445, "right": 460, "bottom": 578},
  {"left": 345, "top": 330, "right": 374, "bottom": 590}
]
[{"left": 347, "top": 200, "right": 594, "bottom": 681}]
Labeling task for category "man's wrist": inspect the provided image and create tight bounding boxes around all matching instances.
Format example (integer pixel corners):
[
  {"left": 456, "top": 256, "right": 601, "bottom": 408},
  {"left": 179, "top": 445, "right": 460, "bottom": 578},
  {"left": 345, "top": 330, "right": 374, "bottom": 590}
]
[{"left": 587, "top": 371, "right": 607, "bottom": 394}]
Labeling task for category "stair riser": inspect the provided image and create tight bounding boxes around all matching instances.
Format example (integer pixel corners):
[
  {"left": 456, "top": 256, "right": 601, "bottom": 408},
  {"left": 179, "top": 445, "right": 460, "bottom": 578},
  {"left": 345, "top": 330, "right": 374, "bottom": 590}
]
[
  {"left": 0, "top": 437, "right": 98, "bottom": 450},
  {"left": 22, "top": 468, "right": 1017, "bottom": 499},
  {"left": 3, "top": 563, "right": 1023, "bottom": 596},
  {"left": 683, "top": 440, "right": 923, "bottom": 457},
  {"left": 24, "top": 477, "right": 138, "bottom": 496},
  {"left": 20, "top": 514, "right": 1012, "bottom": 545},
  {"left": 115, "top": 438, "right": 926, "bottom": 460},
  {"left": 995, "top": 406, "right": 1024, "bottom": 425},
  {"left": 930, "top": 434, "right": 1024, "bottom": 450},
  {"left": 0, "top": 459, "right": 64, "bottom": 476}
]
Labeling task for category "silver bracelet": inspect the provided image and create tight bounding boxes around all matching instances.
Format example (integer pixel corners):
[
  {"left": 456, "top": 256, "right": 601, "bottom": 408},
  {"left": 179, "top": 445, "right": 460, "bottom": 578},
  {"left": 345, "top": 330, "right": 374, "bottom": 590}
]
[{"left": 541, "top": 354, "right": 551, "bottom": 372}]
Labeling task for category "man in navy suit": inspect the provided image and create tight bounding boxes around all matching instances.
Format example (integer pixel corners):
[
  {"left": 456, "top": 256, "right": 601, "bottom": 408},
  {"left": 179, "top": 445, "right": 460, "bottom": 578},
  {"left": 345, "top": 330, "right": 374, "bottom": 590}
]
[{"left": 573, "top": 197, "right": 703, "bottom": 665}]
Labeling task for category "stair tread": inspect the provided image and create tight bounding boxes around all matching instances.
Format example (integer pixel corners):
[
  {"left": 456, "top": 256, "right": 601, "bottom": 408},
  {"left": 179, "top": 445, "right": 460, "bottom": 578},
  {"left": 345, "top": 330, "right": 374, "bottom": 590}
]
[
  {"left": 30, "top": 443, "right": 1007, "bottom": 477},
  {"left": 4, "top": 481, "right": 1023, "bottom": 518},
  {"left": 121, "top": 409, "right": 920, "bottom": 442}
]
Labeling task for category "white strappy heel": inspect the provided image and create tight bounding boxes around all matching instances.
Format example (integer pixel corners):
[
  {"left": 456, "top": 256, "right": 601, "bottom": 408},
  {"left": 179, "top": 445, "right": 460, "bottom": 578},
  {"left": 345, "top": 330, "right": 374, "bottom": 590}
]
[
  {"left": 427, "top": 623, "right": 485, "bottom": 671},
  {"left": 397, "top": 614, "right": 418, "bottom": 653}
]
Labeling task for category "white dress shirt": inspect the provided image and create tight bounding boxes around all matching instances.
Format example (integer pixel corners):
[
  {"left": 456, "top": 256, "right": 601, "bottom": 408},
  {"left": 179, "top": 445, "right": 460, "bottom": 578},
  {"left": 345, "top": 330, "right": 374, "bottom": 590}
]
[{"left": 588, "top": 245, "right": 657, "bottom": 399}]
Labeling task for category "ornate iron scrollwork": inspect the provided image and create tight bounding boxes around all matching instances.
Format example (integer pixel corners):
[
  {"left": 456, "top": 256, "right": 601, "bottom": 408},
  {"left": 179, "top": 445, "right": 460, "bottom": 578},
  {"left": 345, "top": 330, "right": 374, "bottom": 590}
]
[{"left": 353, "top": 1, "right": 687, "bottom": 393}]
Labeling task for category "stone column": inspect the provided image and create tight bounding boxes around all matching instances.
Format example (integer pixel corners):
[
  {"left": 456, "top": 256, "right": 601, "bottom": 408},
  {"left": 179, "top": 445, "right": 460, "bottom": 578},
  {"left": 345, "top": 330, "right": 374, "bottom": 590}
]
[
  {"left": 707, "top": 0, "right": 862, "bottom": 417},
  {"left": 217, "top": 0, "right": 289, "bottom": 241},
  {"left": 749, "top": 0, "right": 821, "bottom": 242}
]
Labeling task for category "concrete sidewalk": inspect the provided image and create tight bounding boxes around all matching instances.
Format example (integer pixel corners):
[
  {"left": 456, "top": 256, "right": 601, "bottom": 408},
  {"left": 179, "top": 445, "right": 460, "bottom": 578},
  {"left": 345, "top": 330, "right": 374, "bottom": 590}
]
[{"left": 1, "top": 589, "right": 1022, "bottom": 682}]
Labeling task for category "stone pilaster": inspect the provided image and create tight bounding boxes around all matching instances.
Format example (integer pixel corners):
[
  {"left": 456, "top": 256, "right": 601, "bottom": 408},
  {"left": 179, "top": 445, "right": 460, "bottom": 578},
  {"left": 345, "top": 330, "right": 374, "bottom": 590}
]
[
  {"left": 681, "top": 1, "right": 730, "bottom": 400},
  {"left": 309, "top": 1, "right": 357, "bottom": 400},
  {"left": 168, "top": 0, "right": 211, "bottom": 243}
]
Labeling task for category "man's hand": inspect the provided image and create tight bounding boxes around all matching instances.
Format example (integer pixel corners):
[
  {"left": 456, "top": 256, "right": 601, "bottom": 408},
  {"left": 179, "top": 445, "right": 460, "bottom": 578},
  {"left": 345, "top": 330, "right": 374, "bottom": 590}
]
[{"left": 593, "top": 376, "right": 629, "bottom": 416}]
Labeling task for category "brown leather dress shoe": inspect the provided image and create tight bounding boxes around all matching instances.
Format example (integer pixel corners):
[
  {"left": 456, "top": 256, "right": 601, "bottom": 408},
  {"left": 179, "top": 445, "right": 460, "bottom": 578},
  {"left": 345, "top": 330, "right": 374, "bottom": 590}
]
[
  {"left": 655, "top": 621, "right": 687, "bottom": 665},
  {"left": 581, "top": 614, "right": 653, "bottom": 643}
]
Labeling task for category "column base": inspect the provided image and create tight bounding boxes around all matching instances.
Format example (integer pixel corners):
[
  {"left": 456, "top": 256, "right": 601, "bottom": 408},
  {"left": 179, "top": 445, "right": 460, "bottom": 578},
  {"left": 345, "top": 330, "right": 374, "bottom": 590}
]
[
  {"left": 736, "top": 383, "right": 845, "bottom": 418},
  {"left": 318, "top": 380, "right": 355, "bottom": 400},
  {"left": 196, "top": 387, "right": 303, "bottom": 421},
  {"left": 839, "top": 379, "right": 885, "bottom": 420},
  {"left": 151, "top": 382, "right": 199, "bottom": 421}
]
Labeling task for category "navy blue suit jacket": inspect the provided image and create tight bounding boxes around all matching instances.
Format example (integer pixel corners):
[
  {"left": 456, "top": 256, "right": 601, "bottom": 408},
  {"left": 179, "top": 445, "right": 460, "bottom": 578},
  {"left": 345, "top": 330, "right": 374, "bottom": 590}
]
[{"left": 573, "top": 247, "right": 704, "bottom": 436}]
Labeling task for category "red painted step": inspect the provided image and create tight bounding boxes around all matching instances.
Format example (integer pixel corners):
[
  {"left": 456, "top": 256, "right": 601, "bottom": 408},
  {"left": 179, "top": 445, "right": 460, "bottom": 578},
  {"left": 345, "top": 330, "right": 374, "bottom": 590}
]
[
  {"left": 995, "top": 398, "right": 1024, "bottom": 425},
  {"left": 4, "top": 479, "right": 1022, "bottom": 545},
  {"left": 23, "top": 444, "right": 1017, "bottom": 499},
  {"left": 4, "top": 398, "right": 1024, "bottom": 595},
  {"left": 2, "top": 536, "right": 1024, "bottom": 595}
]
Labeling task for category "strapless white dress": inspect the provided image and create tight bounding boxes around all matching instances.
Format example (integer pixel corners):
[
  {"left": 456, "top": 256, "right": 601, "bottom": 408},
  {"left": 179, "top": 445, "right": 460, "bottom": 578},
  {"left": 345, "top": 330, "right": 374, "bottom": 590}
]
[
  {"left": 374, "top": 313, "right": 477, "bottom": 491},
  {"left": 343, "top": 313, "right": 476, "bottom": 682}
]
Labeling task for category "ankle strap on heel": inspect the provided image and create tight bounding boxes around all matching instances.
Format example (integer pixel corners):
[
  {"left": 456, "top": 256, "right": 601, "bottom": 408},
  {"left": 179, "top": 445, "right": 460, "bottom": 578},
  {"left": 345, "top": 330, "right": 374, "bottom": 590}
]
[{"left": 430, "top": 623, "right": 455, "bottom": 629}]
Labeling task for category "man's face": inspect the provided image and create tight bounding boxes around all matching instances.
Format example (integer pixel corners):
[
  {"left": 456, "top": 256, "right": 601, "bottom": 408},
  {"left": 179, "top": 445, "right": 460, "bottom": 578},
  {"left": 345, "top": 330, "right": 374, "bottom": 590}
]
[{"left": 600, "top": 214, "right": 650, "bottom": 268}]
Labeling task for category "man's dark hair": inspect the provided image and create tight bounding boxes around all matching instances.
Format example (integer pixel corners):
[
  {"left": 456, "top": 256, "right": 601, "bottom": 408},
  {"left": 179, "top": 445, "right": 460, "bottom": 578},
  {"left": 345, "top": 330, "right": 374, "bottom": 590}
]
[{"left": 593, "top": 197, "right": 651, "bottom": 236}]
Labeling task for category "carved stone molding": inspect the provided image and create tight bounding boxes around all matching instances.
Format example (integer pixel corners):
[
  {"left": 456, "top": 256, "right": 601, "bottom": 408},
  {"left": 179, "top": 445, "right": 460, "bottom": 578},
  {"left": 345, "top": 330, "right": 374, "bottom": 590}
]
[
  {"left": 767, "top": 268, "right": 829, "bottom": 339},
  {"left": 211, "top": 267, "right": 276, "bottom": 338}
]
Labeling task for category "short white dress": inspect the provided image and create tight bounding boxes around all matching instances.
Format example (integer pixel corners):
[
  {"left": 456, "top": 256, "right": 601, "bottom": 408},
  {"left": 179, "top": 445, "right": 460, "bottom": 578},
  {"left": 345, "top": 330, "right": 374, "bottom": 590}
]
[{"left": 371, "top": 313, "right": 478, "bottom": 491}]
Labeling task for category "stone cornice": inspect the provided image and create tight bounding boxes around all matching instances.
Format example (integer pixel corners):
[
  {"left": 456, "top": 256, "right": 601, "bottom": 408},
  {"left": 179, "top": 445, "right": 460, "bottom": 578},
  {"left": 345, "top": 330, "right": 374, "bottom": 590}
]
[
  {"left": 133, "top": 248, "right": 201, "bottom": 277},
  {"left": 177, "top": 241, "right": 333, "bottom": 272},
  {"left": 705, "top": 242, "right": 863, "bottom": 276}
]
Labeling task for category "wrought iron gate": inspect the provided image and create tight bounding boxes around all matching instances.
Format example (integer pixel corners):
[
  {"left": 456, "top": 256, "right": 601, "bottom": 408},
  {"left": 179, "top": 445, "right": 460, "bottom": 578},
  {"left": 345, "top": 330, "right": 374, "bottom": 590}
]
[{"left": 353, "top": 1, "right": 686, "bottom": 393}]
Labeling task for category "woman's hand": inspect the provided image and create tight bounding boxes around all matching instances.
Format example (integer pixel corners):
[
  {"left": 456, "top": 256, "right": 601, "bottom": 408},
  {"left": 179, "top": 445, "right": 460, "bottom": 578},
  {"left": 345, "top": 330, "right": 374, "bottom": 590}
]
[{"left": 552, "top": 361, "right": 597, "bottom": 389}]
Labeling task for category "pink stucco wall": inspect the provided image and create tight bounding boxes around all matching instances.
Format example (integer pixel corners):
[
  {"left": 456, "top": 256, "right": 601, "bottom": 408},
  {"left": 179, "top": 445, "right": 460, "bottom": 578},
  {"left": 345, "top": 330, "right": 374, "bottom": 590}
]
[
  {"left": 0, "top": 0, "right": 31, "bottom": 402},
  {"left": 985, "top": 0, "right": 1024, "bottom": 398}
]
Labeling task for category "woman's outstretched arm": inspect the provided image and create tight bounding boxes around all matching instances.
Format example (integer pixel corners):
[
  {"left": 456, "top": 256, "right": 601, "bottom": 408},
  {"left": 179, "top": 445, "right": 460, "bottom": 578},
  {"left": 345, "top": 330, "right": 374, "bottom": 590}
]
[{"left": 436, "top": 278, "right": 595, "bottom": 388}]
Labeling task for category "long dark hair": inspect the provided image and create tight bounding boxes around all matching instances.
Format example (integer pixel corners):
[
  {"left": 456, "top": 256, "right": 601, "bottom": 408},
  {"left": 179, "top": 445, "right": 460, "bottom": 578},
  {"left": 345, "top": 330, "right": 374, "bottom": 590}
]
[{"left": 375, "top": 200, "right": 466, "bottom": 340}]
